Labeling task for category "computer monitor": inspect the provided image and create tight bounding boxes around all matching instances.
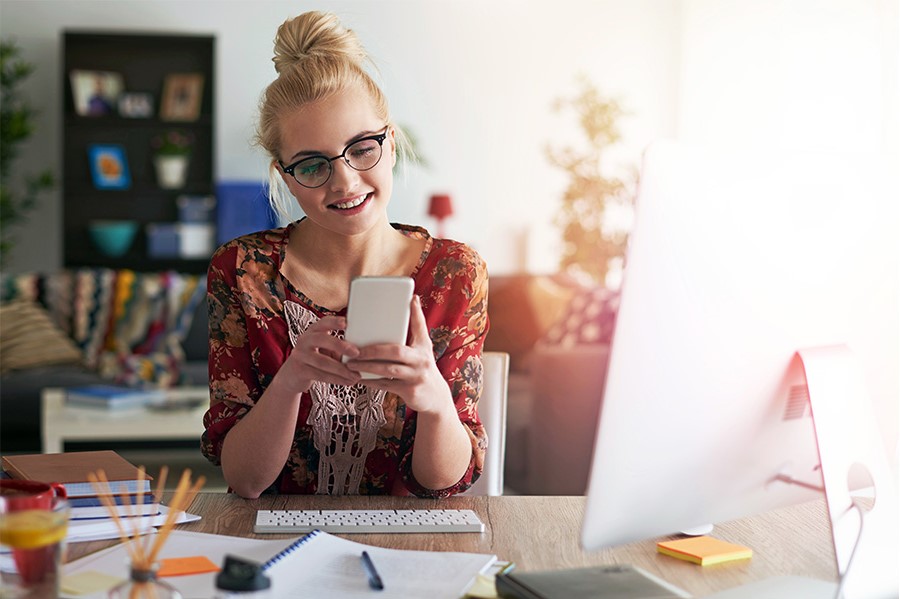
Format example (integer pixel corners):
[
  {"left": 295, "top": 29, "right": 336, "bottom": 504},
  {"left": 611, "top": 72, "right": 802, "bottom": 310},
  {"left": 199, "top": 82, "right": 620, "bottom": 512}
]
[{"left": 581, "top": 140, "right": 898, "bottom": 597}]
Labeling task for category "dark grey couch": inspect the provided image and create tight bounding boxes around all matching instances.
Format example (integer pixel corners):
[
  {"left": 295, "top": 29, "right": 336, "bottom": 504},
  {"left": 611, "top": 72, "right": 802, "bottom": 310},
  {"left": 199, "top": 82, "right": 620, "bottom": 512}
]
[{"left": 0, "top": 302, "right": 208, "bottom": 454}]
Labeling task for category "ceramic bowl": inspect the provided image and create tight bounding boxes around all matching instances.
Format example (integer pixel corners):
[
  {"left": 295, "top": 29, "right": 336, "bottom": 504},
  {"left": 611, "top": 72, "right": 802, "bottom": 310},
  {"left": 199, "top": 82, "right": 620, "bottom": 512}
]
[{"left": 88, "top": 220, "right": 138, "bottom": 257}]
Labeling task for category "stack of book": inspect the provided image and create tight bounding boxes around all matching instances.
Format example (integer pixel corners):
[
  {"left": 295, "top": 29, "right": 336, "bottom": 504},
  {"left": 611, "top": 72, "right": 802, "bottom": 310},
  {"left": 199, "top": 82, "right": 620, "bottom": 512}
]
[
  {"left": 1, "top": 450, "right": 160, "bottom": 523},
  {"left": 1, "top": 450, "right": 202, "bottom": 544}
]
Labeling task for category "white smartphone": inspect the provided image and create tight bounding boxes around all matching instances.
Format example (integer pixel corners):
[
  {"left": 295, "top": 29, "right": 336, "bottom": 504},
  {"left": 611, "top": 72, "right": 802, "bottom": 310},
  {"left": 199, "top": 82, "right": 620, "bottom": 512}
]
[{"left": 343, "top": 276, "right": 415, "bottom": 379}]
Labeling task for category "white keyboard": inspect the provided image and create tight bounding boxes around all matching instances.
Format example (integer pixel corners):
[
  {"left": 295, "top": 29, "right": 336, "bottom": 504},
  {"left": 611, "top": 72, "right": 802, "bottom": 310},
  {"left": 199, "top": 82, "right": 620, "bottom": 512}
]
[{"left": 254, "top": 509, "right": 485, "bottom": 534}]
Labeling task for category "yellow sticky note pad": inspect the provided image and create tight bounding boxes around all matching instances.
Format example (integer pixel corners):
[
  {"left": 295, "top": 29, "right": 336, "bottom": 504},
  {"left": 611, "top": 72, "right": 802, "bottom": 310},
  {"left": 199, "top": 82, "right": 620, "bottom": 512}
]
[
  {"left": 465, "top": 573, "right": 498, "bottom": 598},
  {"left": 158, "top": 555, "right": 221, "bottom": 577},
  {"left": 657, "top": 536, "right": 752, "bottom": 566},
  {"left": 61, "top": 571, "right": 125, "bottom": 595}
]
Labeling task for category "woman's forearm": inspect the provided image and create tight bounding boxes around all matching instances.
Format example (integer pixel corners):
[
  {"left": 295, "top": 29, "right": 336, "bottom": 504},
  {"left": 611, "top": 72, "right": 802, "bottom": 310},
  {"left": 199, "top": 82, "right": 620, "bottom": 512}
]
[
  {"left": 410, "top": 402, "right": 473, "bottom": 490},
  {"left": 220, "top": 372, "right": 304, "bottom": 498}
]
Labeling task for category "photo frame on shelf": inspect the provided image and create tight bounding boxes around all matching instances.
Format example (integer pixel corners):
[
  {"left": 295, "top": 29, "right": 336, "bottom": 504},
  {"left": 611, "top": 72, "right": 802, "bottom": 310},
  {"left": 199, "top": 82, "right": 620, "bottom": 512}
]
[
  {"left": 70, "top": 69, "right": 124, "bottom": 117},
  {"left": 159, "top": 73, "right": 204, "bottom": 122},
  {"left": 118, "top": 92, "right": 154, "bottom": 118},
  {"left": 87, "top": 144, "right": 131, "bottom": 190}
]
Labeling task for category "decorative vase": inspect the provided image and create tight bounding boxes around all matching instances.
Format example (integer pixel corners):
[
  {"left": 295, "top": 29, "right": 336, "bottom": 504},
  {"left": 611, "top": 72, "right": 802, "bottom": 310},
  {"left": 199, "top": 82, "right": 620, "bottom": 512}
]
[{"left": 154, "top": 155, "right": 190, "bottom": 189}]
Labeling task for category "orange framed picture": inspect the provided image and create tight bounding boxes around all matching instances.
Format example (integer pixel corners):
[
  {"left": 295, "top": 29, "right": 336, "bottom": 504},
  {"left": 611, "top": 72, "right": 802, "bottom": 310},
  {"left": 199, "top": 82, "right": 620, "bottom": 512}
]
[{"left": 159, "top": 73, "right": 204, "bottom": 122}]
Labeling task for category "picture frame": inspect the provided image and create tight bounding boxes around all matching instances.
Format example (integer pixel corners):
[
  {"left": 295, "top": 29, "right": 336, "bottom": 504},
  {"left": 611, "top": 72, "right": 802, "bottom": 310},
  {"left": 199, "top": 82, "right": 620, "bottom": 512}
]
[
  {"left": 118, "top": 92, "right": 154, "bottom": 118},
  {"left": 88, "top": 144, "right": 131, "bottom": 190},
  {"left": 70, "top": 70, "right": 124, "bottom": 117},
  {"left": 159, "top": 73, "right": 204, "bottom": 122}
]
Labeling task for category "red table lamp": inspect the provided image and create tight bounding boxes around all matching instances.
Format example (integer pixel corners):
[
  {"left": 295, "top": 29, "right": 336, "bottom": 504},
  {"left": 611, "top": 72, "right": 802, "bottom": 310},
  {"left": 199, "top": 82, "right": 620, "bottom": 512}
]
[{"left": 428, "top": 194, "right": 454, "bottom": 238}]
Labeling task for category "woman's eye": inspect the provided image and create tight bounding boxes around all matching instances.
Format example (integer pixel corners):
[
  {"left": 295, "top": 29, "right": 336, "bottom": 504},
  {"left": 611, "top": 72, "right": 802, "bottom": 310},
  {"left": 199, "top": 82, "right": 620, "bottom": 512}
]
[
  {"left": 299, "top": 161, "right": 325, "bottom": 176},
  {"left": 350, "top": 146, "right": 375, "bottom": 159}
]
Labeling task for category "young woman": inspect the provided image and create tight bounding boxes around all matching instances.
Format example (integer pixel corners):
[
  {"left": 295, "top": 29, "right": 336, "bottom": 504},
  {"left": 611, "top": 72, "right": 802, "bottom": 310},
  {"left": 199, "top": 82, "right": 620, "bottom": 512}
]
[{"left": 201, "top": 11, "right": 489, "bottom": 499}]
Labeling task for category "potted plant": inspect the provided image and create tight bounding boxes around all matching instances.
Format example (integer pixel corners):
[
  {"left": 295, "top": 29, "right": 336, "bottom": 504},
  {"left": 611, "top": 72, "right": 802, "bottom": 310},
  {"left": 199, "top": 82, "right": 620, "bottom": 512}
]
[
  {"left": 0, "top": 40, "right": 54, "bottom": 265},
  {"left": 545, "top": 75, "right": 638, "bottom": 286},
  {"left": 151, "top": 129, "right": 194, "bottom": 189}
]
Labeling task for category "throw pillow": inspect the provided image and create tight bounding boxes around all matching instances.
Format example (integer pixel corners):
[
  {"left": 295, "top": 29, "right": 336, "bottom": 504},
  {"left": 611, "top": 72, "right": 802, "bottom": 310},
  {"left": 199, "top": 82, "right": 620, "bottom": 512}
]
[
  {"left": 539, "top": 287, "right": 620, "bottom": 348},
  {"left": 0, "top": 300, "right": 84, "bottom": 373}
]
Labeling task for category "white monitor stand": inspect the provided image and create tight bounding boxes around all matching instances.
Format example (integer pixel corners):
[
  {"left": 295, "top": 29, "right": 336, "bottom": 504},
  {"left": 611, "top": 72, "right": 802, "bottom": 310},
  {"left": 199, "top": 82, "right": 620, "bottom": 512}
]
[{"left": 706, "top": 346, "right": 898, "bottom": 599}]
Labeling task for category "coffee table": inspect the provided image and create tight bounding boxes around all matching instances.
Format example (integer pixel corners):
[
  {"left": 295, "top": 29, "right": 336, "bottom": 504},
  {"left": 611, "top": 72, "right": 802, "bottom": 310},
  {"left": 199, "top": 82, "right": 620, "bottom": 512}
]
[{"left": 41, "top": 386, "right": 209, "bottom": 454}]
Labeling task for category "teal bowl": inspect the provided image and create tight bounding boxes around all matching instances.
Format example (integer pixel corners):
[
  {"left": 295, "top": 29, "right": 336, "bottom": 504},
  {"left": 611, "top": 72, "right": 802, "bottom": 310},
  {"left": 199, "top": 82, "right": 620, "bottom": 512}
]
[{"left": 88, "top": 220, "right": 138, "bottom": 257}]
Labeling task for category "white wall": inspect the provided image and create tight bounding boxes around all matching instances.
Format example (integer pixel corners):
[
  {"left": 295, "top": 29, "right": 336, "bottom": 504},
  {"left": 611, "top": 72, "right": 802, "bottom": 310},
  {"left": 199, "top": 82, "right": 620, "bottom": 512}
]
[
  {"left": 677, "top": 0, "right": 898, "bottom": 155},
  {"left": 676, "top": 0, "right": 899, "bottom": 467},
  {"left": 0, "top": 0, "right": 681, "bottom": 275}
]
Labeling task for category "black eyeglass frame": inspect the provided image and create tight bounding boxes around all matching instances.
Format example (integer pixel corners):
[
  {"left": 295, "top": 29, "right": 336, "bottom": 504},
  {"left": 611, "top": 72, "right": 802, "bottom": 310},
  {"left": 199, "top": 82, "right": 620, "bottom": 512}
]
[{"left": 279, "top": 126, "right": 390, "bottom": 189}]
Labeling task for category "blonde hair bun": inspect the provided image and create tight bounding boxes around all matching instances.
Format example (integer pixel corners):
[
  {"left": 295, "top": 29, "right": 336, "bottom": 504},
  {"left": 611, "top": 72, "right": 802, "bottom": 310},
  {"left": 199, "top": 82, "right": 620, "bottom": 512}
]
[{"left": 272, "top": 11, "right": 368, "bottom": 74}]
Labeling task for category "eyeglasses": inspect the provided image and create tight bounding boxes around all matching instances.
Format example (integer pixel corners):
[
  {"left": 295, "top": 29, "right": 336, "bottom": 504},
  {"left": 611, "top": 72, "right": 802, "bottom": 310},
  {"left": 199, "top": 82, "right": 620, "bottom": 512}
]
[{"left": 279, "top": 126, "right": 390, "bottom": 188}]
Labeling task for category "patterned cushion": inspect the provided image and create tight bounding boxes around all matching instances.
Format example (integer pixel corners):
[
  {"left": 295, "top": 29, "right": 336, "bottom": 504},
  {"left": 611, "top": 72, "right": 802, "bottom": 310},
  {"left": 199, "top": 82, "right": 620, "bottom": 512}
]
[
  {"left": 0, "top": 300, "right": 83, "bottom": 373},
  {"left": 539, "top": 287, "right": 620, "bottom": 347}
]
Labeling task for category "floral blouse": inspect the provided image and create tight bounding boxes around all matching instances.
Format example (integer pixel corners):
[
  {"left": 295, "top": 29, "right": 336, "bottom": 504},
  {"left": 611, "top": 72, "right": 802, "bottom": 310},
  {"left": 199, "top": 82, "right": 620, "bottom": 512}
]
[{"left": 201, "top": 222, "right": 489, "bottom": 497}]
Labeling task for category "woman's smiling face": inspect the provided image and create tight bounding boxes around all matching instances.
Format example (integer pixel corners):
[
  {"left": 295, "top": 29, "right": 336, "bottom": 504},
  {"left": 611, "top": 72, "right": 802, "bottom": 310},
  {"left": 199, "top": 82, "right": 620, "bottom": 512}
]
[{"left": 277, "top": 84, "right": 395, "bottom": 238}]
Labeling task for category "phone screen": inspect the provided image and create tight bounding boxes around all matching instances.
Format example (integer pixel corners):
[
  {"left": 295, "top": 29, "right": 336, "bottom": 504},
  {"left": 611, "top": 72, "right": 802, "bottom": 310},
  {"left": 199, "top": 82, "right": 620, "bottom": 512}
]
[{"left": 343, "top": 276, "right": 415, "bottom": 379}]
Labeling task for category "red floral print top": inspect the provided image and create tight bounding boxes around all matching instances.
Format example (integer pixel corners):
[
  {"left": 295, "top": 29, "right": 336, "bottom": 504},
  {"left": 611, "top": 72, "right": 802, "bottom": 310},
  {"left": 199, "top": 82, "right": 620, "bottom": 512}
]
[{"left": 201, "top": 222, "right": 489, "bottom": 497}]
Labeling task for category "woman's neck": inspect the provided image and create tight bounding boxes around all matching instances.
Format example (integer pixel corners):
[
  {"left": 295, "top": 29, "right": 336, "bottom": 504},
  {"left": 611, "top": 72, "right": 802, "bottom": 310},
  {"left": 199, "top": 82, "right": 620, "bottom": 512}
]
[
  {"left": 292, "top": 218, "right": 407, "bottom": 278},
  {"left": 281, "top": 219, "right": 419, "bottom": 310}
]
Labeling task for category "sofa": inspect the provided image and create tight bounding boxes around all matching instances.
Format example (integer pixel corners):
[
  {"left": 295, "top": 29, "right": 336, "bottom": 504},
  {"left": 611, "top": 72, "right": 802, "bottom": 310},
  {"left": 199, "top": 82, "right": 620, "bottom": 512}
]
[
  {"left": 0, "top": 269, "right": 208, "bottom": 454},
  {"left": 483, "top": 274, "right": 618, "bottom": 495}
]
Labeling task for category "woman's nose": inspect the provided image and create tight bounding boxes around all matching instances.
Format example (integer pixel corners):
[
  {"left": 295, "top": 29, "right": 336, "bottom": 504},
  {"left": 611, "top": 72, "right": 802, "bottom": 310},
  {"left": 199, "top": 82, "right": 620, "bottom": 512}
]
[{"left": 329, "top": 159, "right": 360, "bottom": 194}]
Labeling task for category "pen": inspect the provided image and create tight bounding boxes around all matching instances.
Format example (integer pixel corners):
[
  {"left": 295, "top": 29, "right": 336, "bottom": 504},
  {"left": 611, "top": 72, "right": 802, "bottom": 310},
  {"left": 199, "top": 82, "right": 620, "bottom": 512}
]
[{"left": 361, "top": 550, "right": 384, "bottom": 591}]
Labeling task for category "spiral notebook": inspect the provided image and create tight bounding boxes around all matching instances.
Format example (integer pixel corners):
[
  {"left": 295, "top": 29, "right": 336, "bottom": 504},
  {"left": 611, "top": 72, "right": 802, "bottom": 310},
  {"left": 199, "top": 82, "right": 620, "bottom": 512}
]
[{"left": 62, "top": 529, "right": 497, "bottom": 598}]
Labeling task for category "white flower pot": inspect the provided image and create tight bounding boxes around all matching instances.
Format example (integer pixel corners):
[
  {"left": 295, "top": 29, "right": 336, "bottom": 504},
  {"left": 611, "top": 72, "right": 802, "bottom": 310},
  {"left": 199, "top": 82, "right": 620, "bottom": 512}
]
[{"left": 154, "top": 155, "right": 190, "bottom": 189}]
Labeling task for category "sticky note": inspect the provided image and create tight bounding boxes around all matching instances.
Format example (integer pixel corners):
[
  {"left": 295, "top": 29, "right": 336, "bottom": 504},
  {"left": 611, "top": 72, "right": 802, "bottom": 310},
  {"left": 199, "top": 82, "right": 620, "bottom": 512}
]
[
  {"left": 60, "top": 571, "right": 124, "bottom": 595},
  {"left": 465, "top": 573, "right": 498, "bottom": 598},
  {"left": 158, "top": 555, "right": 221, "bottom": 577},
  {"left": 656, "top": 536, "right": 752, "bottom": 566}
]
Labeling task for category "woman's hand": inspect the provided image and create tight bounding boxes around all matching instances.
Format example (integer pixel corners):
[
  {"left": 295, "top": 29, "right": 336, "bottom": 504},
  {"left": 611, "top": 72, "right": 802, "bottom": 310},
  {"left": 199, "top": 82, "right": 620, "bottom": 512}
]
[
  {"left": 282, "top": 315, "right": 362, "bottom": 391},
  {"left": 345, "top": 295, "right": 453, "bottom": 415}
]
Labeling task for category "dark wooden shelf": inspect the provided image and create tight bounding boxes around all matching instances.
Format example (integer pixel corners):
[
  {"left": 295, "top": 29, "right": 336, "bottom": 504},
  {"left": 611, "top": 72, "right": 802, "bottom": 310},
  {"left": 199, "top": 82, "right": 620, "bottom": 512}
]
[{"left": 62, "top": 30, "right": 216, "bottom": 273}]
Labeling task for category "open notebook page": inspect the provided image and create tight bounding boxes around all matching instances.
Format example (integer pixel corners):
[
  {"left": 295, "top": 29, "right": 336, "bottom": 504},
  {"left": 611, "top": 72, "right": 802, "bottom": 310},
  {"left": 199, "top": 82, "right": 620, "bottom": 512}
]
[{"left": 63, "top": 529, "right": 496, "bottom": 599}]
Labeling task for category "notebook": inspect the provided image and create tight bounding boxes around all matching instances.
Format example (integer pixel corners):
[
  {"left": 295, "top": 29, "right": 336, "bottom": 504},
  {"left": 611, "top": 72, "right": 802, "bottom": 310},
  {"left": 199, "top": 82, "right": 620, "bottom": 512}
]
[
  {"left": 63, "top": 529, "right": 497, "bottom": 598},
  {"left": 1, "top": 450, "right": 151, "bottom": 497},
  {"left": 495, "top": 564, "right": 689, "bottom": 599}
]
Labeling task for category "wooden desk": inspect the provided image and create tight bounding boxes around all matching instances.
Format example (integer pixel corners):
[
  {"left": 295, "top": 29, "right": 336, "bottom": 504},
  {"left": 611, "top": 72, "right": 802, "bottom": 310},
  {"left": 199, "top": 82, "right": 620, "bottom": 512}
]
[{"left": 66, "top": 495, "right": 837, "bottom": 597}]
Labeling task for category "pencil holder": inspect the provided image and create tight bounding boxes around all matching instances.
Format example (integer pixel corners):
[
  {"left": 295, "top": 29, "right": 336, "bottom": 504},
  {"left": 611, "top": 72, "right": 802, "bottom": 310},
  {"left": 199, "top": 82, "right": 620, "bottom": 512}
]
[{"left": 108, "top": 562, "right": 181, "bottom": 599}]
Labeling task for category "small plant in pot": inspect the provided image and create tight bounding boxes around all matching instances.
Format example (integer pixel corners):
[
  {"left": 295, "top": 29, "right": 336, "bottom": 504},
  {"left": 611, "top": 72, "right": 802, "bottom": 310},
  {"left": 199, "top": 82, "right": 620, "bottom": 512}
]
[{"left": 151, "top": 129, "right": 194, "bottom": 189}]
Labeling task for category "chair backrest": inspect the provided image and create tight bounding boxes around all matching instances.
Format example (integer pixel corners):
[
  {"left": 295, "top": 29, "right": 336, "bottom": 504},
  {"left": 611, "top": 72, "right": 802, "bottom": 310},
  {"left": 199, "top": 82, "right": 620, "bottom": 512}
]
[{"left": 462, "top": 351, "right": 509, "bottom": 496}]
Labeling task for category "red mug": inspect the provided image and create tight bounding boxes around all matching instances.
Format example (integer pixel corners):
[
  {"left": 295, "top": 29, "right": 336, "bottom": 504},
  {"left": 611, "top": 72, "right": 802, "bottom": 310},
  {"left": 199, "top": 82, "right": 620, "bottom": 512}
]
[{"left": 0, "top": 479, "right": 67, "bottom": 509}]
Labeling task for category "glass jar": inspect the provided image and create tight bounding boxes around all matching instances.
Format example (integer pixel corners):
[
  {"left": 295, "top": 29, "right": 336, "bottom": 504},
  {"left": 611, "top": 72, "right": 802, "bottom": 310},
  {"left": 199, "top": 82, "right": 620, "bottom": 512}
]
[{"left": 108, "top": 563, "right": 182, "bottom": 599}]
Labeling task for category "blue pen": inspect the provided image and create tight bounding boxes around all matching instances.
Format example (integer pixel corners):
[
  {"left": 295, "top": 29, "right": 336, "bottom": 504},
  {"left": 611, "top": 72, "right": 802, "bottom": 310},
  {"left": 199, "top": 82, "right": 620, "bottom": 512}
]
[{"left": 361, "top": 551, "right": 384, "bottom": 591}]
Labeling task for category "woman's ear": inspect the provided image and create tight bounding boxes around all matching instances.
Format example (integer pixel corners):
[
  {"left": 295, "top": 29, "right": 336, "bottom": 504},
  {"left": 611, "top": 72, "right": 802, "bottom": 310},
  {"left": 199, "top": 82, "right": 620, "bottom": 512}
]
[
  {"left": 273, "top": 159, "right": 292, "bottom": 188},
  {"left": 389, "top": 127, "right": 397, "bottom": 166}
]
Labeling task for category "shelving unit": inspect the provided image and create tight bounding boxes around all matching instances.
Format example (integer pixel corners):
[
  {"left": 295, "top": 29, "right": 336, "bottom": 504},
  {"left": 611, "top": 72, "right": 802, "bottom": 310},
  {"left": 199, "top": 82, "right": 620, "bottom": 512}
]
[{"left": 62, "top": 31, "right": 215, "bottom": 273}]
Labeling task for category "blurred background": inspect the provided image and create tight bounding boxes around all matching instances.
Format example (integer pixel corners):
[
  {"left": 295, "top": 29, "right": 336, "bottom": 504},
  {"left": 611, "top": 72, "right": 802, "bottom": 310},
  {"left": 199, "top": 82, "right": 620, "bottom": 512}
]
[
  {"left": 1, "top": 0, "right": 896, "bottom": 494},
  {"left": 2, "top": 0, "right": 894, "bottom": 278}
]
